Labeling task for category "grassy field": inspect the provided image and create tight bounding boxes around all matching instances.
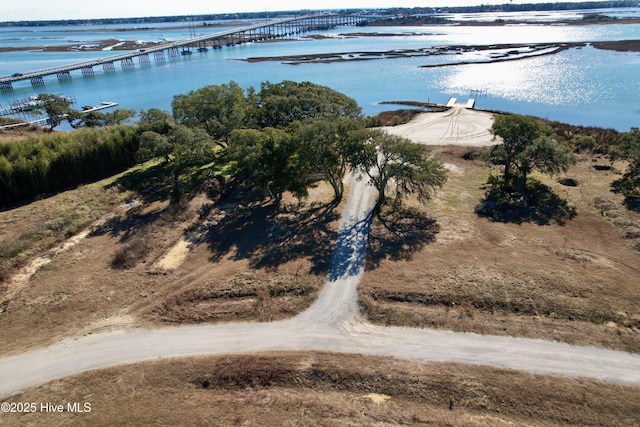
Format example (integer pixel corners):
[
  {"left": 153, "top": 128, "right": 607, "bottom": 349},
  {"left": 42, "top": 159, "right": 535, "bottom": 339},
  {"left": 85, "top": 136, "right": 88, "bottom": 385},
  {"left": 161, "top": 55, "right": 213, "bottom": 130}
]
[
  {"left": 3, "top": 352, "right": 639, "bottom": 426},
  {"left": 1, "top": 126, "right": 639, "bottom": 424},
  {"left": 0, "top": 163, "right": 338, "bottom": 354},
  {"left": 359, "top": 146, "right": 640, "bottom": 352}
]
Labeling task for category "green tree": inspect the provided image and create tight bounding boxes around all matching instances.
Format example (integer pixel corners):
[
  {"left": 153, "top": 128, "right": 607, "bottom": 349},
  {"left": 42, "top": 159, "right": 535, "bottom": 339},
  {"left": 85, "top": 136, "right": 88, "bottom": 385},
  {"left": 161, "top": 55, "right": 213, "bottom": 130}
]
[
  {"left": 226, "top": 127, "right": 309, "bottom": 204},
  {"left": 292, "top": 117, "right": 366, "bottom": 204},
  {"left": 171, "top": 81, "right": 249, "bottom": 146},
  {"left": 103, "top": 108, "right": 136, "bottom": 126},
  {"left": 136, "top": 131, "right": 173, "bottom": 164},
  {"left": 254, "top": 80, "right": 362, "bottom": 128},
  {"left": 66, "top": 109, "right": 134, "bottom": 129},
  {"left": 610, "top": 127, "right": 640, "bottom": 204},
  {"left": 68, "top": 110, "right": 104, "bottom": 128},
  {"left": 352, "top": 130, "right": 448, "bottom": 212},
  {"left": 165, "top": 125, "right": 216, "bottom": 203},
  {"left": 490, "top": 114, "right": 574, "bottom": 188},
  {"left": 33, "top": 94, "right": 74, "bottom": 131},
  {"left": 138, "top": 108, "right": 174, "bottom": 135}
]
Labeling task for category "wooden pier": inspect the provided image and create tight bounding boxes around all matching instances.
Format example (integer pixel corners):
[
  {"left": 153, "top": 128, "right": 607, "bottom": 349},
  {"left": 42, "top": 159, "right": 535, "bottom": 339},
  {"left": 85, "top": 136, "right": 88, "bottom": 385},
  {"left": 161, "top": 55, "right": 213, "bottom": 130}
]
[
  {"left": 0, "top": 14, "right": 373, "bottom": 91},
  {"left": 81, "top": 101, "right": 118, "bottom": 113}
]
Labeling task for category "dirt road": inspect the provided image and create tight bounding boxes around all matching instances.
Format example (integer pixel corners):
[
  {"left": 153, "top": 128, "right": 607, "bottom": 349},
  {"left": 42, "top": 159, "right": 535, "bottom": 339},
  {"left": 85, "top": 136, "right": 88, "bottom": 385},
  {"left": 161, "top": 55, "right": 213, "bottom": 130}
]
[{"left": 2, "top": 157, "right": 640, "bottom": 399}]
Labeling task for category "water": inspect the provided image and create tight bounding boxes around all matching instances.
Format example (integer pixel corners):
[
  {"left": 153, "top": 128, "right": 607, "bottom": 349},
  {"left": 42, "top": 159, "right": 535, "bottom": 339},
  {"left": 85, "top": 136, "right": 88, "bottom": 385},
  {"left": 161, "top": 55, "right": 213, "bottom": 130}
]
[
  {"left": 441, "top": 6, "right": 640, "bottom": 22},
  {"left": 1, "top": 10, "right": 639, "bottom": 131}
]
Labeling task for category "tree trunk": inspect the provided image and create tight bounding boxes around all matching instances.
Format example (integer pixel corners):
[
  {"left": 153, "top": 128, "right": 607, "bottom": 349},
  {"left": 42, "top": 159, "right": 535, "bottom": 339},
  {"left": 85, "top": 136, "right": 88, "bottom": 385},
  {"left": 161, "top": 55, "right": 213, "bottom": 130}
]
[{"left": 328, "top": 175, "right": 344, "bottom": 205}]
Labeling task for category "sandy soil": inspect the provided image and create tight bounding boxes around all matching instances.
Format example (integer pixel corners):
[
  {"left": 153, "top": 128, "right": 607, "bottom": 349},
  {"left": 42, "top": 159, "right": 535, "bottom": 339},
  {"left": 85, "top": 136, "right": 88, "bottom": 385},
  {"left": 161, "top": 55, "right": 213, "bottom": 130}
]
[{"left": 381, "top": 106, "right": 499, "bottom": 147}]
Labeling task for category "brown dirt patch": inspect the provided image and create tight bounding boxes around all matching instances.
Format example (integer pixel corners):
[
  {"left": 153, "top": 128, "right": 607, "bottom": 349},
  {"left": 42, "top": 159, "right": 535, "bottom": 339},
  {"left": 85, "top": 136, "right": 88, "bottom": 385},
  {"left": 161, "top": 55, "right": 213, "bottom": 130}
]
[
  {"left": 149, "top": 263, "right": 323, "bottom": 323},
  {"left": 3, "top": 352, "right": 639, "bottom": 426},
  {"left": 0, "top": 120, "right": 47, "bottom": 138},
  {"left": 359, "top": 147, "right": 640, "bottom": 352},
  {"left": 0, "top": 174, "right": 339, "bottom": 355}
]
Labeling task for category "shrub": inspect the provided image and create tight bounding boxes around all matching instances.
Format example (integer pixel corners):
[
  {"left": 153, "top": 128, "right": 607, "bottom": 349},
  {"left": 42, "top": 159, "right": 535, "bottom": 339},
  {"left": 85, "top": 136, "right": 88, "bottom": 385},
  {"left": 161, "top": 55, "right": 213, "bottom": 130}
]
[
  {"left": 110, "top": 234, "right": 150, "bottom": 269},
  {"left": 0, "top": 125, "right": 139, "bottom": 207}
]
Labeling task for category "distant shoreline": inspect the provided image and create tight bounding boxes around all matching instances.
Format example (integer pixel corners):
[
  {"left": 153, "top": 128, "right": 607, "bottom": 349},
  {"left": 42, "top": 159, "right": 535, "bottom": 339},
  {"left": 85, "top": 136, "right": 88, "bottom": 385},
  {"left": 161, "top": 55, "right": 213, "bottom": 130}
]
[
  {"left": 2, "top": 18, "right": 639, "bottom": 54},
  {"left": 239, "top": 40, "right": 640, "bottom": 66}
]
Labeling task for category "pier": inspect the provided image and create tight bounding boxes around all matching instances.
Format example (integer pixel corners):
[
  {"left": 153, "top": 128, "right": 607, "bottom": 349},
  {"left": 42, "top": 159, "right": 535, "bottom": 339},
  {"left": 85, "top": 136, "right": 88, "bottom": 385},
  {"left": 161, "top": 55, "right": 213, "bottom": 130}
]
[
  {"left": 0, "top": 98, "right": 117, "bottom": 130},
  {"left": 0, "top": 14, "right": 372, "bottom": 91},
  {"left": 0, "top": 95, "right": 75, "bottom": 115},
  {"left": 446, "top": 97, "right": 476, "bottom": 109},
  {"left": 81, "top": 101, "right": 118, "bottom": 113}
]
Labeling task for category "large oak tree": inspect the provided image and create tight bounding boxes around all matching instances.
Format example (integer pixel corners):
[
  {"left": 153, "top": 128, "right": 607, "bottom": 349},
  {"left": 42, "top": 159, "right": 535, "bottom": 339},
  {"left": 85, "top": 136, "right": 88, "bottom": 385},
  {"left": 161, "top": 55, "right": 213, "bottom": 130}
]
[
  {"left": 352, "top": 129, "right": 448, "bottom": 212},
  {"left": 489, "top": 114, "right": 574, "bottom": 189}
]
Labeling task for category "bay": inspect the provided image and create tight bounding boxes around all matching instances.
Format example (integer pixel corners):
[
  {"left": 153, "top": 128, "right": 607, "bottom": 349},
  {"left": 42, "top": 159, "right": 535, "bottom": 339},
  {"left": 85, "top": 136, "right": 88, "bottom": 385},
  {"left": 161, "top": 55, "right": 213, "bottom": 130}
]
[{"left": 1, "top": 9, "right": 639, "bottom": 131}]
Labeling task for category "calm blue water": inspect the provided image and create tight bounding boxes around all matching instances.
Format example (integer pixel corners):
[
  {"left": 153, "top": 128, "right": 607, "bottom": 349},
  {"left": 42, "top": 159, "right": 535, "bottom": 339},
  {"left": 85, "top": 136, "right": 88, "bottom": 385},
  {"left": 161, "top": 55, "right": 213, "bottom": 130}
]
[{"left": 1, "top": 10, "right": 639, "bottom": 131}]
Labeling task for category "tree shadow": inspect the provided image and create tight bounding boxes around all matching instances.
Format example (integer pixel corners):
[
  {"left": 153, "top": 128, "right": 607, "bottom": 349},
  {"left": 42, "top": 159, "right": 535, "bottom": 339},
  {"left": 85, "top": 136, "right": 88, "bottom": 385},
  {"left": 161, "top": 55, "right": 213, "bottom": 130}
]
[
  {"left": 624, "top": 197, "right": 640, "bottom": 213},
  {"left": 328, "top": 211, "right": 373, "bottom": 281},
  {"left": 103, "top": 162, "right": 174, "bottom": 204},
  {"left": 365, "top": 205, "right": 440, "bottom": 271},
  {"left": 475, "top": 179, "right": 577, "bottom": 225},
  {"left": 90, "top": 203, "right": 165, "bottom": 240},
  {"left": 96, "top": 161, "right": 224, "bottom": 243},
  {"left": 201, "top": 199, "right": 340, "bottom": 275}
]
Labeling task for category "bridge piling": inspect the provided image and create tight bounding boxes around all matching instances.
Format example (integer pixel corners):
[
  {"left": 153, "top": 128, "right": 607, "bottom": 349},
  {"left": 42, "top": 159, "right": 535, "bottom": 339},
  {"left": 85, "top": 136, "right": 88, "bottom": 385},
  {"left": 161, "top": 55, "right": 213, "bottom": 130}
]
[
  {"left": 81, "top": 67, "right": 94, "bottom": 76},
  {"left": 138, "top": 54, "right": 151, "bottom": 65},
  {"left": 120, "top": 58, "right": 135, "bottom": 69},
  {"left": 56, "top": 71, "right": 72, "bottom": 81},
  {"left": 30, "top": 77, "right": 45, "bottom": 86},
  {"left": 103, "top": 62, "right": 116, "bottom": 72}
]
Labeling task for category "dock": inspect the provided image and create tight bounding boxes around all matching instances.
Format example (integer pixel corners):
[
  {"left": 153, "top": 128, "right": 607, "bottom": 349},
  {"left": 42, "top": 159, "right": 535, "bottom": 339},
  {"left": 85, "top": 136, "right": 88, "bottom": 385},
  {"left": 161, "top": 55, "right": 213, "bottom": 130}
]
[
  {"left": 446, "top": 97, "right": 475, "bottom": 109},
  {"left": 81, "top": 101, "right": 118, "bottom": 113},
  {"left": 0, "top": 95, "right": 75, "bottom": 116},
  {"left": 0, "top": 101, "right": 118, "bottom": 130},
  {"left": 0, "top": 117, "right": 49, "bottom": 130}
]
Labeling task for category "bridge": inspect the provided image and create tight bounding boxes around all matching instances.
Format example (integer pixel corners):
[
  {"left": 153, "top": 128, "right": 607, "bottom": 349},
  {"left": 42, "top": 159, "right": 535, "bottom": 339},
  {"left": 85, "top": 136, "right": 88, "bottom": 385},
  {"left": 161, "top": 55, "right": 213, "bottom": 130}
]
[{"left": 0, "top": 14, "right": 372, "bottom": 91}]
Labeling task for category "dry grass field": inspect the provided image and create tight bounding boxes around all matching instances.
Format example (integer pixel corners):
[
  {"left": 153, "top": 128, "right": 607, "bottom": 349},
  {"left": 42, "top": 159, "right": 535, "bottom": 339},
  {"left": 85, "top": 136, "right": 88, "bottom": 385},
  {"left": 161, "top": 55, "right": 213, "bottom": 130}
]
[
  {"left": 2, "top": 352, "right": 639, "bottom": 426},
  {"left": 1, "top": 124, "right": 640, "bottom": 424},
  {"left": 360, "top": 146, "right": 640, "bottom": 352},
  {"left": 0, "top": 165, "right": 337, "bottom": 354}
]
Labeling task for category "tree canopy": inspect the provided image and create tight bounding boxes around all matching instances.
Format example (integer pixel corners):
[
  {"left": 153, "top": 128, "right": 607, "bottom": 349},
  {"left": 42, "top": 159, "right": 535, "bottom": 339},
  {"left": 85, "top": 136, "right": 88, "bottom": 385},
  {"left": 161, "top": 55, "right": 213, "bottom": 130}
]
[
  {"left": 32, "top": 94, "right": 74, "bottom": 131},
  {"left": 226, "top": 127, "right": 310, "bottom": 203},
  {"left": 171, "top": 81, "right": 249, "bottom": 145},
  {"left": 138, "top": 81, "right": 450, "bottom": 211},
  {"left": 610, "top": 127, "right": 640, "bottom": 205},
  {"left": 163, "top": 80, "right": 371, "bottom": 206},
  {"left": 489, "top": 114, "right": 574, "bottom": 189},
  {"left": 352, "top": 129, "right": 448, "bottom": 212},
  {"left": 253, "top": 80, "right": 362, "bottom": 128},
  {"left": 292, "top": 117, "right": 365, "bottom": 204}
]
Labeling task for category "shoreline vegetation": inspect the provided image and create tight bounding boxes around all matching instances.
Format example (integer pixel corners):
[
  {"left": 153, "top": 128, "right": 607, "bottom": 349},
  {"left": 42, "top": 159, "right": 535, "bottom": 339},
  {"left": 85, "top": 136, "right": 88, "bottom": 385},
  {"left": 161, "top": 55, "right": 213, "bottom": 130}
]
[{"left": 240, "top": 40, "right": 640, "bottom": 66}]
